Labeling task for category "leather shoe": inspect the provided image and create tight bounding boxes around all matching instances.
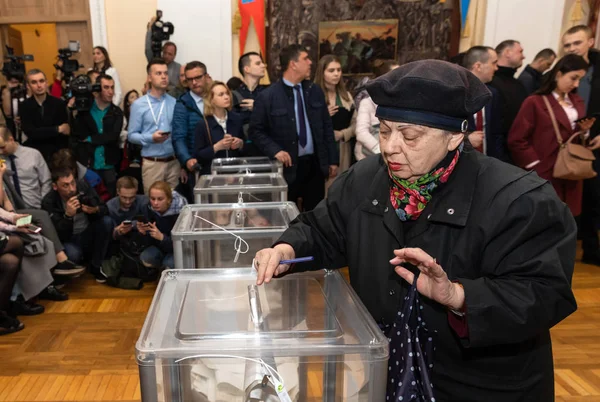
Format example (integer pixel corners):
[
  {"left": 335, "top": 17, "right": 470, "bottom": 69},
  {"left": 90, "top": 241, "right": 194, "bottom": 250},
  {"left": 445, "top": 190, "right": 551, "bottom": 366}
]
[
  {"left": 10, "top": 298, "right": 44, "bottom": 316},
  {"left": 38, "top": 285, "right": 69, "bottom": 301}
]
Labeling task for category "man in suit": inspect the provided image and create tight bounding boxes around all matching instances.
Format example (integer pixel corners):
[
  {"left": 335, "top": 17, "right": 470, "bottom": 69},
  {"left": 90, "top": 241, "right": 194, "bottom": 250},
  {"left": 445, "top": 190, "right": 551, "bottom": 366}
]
[
  {"left": 249, "top": 44, "right": 339, "bottom": 211},
  {"left": 462, "top": 46, "right": 506, "bottom": 161},
  {"left": 518, "top": 48, "right": 556, "bottom": 95},
  {"left": 489, "top": 40, "right": 528, "bottom": 163},
  {"left": 172, "top": 61, "right": 209, "bottom": 202},
  {"left": 563, "top": 25, "right": 600, "bottom": 265}
]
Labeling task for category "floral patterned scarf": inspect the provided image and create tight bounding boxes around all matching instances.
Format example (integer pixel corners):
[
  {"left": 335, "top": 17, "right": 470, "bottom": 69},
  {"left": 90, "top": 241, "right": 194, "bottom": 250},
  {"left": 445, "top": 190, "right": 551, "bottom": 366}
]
[{"left": 389, "top": 149, "right": 460, "bottom": 221}]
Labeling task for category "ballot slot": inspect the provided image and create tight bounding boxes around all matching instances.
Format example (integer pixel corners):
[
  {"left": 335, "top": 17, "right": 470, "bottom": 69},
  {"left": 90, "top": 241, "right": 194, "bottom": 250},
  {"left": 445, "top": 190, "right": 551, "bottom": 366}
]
[{"left": 194, "top": 172, "right": 288, "bottom": 204}]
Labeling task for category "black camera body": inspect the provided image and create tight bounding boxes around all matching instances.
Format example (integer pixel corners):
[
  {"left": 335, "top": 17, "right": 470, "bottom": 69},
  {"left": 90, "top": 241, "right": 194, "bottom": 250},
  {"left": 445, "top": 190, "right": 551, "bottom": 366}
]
[
  {"left": 54, "top": 41, "right": 82, "bottom": 82},
  {"left": 150, "top": 10, "right": 175, "bottom": 58},
  {"left": 1, "top": 46, "right": 33, "bottom": 81},
  {"left": 68, "top": 74, "right": 101, "bottom": 112}
]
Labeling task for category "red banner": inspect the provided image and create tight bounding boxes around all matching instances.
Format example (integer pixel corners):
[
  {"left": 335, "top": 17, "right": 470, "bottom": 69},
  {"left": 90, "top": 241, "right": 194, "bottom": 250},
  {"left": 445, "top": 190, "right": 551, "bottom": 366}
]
[{"left": 238, "top": 0, "right": 266, "bottom": 57}]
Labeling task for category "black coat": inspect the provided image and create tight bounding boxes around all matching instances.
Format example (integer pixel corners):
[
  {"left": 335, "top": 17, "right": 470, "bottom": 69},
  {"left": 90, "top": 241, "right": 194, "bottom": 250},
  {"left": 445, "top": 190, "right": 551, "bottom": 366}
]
[
  {"left": 278, "top": 149, "right": 577, "bottom": 401},
  {"left": 587, "top": 49, "right": 600, "bottom": 137},
  {"left": 71, "top": 103, "right": 124, "bottom": 168},
  {"left": 194, "top": 112, "right": 245, "bottom": 176},
  {"left": 489, "top": 66, "right": 528, "bottom": 161},
  {"left": 249, "top": 80, "right": 338, "bottom": 185}
]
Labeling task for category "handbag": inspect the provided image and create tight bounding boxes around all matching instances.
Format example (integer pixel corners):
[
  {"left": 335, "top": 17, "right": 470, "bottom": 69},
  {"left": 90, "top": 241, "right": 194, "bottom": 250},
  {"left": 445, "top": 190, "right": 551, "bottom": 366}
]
[
  {"left": 386, "top": 272, "right": 435, "bottom": 401},
  {"left": 542, "top": 95, "right": 596, "bottom": 180}
]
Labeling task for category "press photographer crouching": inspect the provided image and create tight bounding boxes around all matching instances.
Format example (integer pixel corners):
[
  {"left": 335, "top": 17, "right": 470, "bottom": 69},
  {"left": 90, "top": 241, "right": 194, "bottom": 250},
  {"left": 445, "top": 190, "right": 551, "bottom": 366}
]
[
  {"left": 71, "top": 74, "right": 124, "bottom": 197},
  {"left": 41, "top": 167, "right": 114, "bottom": 283}
]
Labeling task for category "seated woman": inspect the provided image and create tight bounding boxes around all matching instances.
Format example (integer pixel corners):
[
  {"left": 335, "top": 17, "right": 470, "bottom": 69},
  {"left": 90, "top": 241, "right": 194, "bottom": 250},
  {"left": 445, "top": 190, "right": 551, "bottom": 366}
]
[
  {"left": 0, "top": 232, "right": 24, "bottom": 335},
  {"left": 137, "top": 181, "right": 187, "bottom": 270},
  {"left": 194, "top": 81, "right": 244, "bottom": 175}
]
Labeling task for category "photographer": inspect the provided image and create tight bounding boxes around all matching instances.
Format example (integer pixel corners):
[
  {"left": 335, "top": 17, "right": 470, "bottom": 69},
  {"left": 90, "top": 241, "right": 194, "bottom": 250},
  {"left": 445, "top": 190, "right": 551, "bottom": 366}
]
[
  {"left": 145, "top": 14, "right": 180, "bottom": 93},
  {"left": 41, "top": 167, "right": 113, "bottom": 283},
  {"left": 19, "top": 69, "right": 69, "bottom": 163},
  {"left": 1, "top": 75, "right": 26, "bottom": 136},
  {"left": 71, "top": 74, "right": 123, "bottom": 197}
]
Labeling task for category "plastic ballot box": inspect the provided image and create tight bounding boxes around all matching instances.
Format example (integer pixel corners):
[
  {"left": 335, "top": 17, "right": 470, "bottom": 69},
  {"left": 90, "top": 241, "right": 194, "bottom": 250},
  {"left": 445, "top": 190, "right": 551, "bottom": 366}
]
[
  {"left": 136, "top": 268, "right": 389, "bottom": 402},
  {"left": 194, "top": 173, "right": 287, "bottom": 204},
  {"left": 211, "top": 157, "right": 283, "bottom": 175},
  {"left": 171, "top": 202, "right": 299, "bottom": 269}
]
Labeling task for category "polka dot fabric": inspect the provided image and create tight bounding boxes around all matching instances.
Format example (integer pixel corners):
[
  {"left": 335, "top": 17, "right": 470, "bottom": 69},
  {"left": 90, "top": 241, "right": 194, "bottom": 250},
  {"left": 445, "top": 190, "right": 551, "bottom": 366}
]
[{"left": 385, "top": 275, "right": 436, "bottom": 401}]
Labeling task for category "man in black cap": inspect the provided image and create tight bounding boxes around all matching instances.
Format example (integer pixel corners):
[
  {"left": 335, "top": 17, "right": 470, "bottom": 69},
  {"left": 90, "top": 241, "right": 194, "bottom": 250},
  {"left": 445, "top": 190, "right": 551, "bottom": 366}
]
[{"left": 253, "top": 60, "right": 576, "bottom": 401}]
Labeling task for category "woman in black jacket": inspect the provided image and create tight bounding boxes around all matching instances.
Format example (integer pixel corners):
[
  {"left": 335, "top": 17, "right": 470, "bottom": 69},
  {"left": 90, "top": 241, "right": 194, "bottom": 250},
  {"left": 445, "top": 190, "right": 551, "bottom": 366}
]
[{"left": 194, "top": 81, "right": 244, "bottom": 175}]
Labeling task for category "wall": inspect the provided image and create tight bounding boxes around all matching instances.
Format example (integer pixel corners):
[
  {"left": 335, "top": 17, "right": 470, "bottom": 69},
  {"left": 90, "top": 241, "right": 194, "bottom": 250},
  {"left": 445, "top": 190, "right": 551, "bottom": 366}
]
[
  {"left": 156, "top": 0, "right": 233, "bottom": 82},
  {"left": 104, "top": 0, "right": 157, "bottom": 98},
  {"left": 10, "top": 24, "right": 59, "bottom": 81},
  {"left": 483, "top": 0, "right": 565, "bottom": 73}
]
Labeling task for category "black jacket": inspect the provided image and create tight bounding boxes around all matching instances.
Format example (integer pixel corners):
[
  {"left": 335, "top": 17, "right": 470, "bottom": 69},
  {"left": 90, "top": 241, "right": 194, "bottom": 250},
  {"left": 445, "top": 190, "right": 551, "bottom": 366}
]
[
  {"left": 249, "top": 80, "right": 339, "bottom": 184},
  {"left": 587, "top": 49, "right": 600, "bottom": 137},
  {"left": 233, "top": 82, "right": 268, "bottom": 125},
  {"left": 194, "top": 112, "right": 245, "bottom": 176},
  {"left": 278, "top": 149, "right": 577, "bottom": 401},
  {"left": 41, "top": 180, "right": 108, "bottom": 242},
  {"left": 517, "top": 64, "right": 543, "bottom": 95},
  {"left": 71, "top": 103, "right": 124, "bottom": 168},
  {"left": 489, "top": 66, "right": 528, "bottom": 159},
  {"left": 19, "top": 95, "right": 69, "bottom": 163}
]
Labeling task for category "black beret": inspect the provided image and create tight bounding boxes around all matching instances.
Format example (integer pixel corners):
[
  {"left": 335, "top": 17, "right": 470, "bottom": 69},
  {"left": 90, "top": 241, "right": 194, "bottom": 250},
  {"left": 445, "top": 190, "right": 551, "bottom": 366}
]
[{"left": 365, "top": 59, "right": 491, "bottom": 132}]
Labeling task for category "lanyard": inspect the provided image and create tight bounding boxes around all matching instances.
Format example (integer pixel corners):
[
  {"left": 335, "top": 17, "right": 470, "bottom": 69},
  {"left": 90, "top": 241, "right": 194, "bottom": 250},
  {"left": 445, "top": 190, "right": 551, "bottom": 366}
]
[{"left": 146, "top": 95, "right": 165, "bottom": 127}]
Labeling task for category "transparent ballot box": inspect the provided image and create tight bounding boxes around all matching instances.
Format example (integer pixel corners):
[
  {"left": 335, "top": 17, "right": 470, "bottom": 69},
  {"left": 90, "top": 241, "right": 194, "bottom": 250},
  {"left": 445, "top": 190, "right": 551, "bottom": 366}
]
[
  {"left": 211, "top": 156, "right": 283, "bottom": 175},
  {"left": 194, "top": 173, "right": 288, "bottom": 204},
  {"left": 136, "top": 268, "right": 389, "bottom": 402},
  {"left": 172, "top": 202, "right": 299, "bottom": 269}
]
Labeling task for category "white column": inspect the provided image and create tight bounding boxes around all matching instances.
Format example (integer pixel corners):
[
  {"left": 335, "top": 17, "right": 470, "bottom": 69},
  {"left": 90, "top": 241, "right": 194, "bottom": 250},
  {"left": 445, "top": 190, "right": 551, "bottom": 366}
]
[
  {"left": 156, "top": 0, "right": 233, "bottom": 81},
  {"left": 88, "top": 0, "right": 109, "bottom": 48},
  {"left": 483, "top": 0, "right": 565, "bottom": 72}
]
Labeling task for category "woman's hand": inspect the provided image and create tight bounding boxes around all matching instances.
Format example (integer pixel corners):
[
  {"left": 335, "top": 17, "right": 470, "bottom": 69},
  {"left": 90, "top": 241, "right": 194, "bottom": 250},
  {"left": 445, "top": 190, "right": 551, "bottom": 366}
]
[
  {"left": 230, "top": 137, "right": 244, "bottom": 150},
  {"left": 254, "top": 243, "right": 295, "bottom": 285},
  {"left": 214, "top": 135, "right": 233, "bottom": 152},
  {"left": 578, "top": 117, "right": 596, "bottom": 132},
  {"left": 587, "top": 135, "right": 600, "bottom": 151},
  {"left": 391, "top": 248, "right": 465, "bottom": 311},
  {"left": 146, "top": 222, "right": 164, "bottom": 242},
  {"left": 328, "top": 105, "right": 339, "bottom": 116}
]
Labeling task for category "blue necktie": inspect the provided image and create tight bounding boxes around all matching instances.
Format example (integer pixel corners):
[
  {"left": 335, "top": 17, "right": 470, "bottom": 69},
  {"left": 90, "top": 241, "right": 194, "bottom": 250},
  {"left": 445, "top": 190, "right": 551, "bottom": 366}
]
[
  {"left": 8, "top": 155, "right": 22, "bottom": 198},
  {"left": 293, "top": 85, "right": 307, "bottom": 148}
]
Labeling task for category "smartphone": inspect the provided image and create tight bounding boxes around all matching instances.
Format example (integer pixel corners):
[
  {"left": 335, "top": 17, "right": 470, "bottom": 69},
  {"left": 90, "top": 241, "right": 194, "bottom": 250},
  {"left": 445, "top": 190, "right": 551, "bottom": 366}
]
[
  {"left": 575, "top": 113, "right": 600, "bottom": 123},
  {"left": 28, "top": 224, "right": 42, "bottom": 234},
  {"left": 123, "top": 220, "right": 132, "bottom": 225},
  {"left": 135, "top": 215, "right": 148, "bottom": 224},
  {"left": 16, "top": 215, "right": 32, "bottom": 227},
  {"left": 161, "top": 131, "right": 171, "bottom": 137}
]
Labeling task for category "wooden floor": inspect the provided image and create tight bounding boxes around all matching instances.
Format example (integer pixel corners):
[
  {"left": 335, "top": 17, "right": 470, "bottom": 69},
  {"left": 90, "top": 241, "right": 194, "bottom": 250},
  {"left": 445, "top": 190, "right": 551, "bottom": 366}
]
[{"left": 0, "top": 254, "right": 599, "bottom": 401}]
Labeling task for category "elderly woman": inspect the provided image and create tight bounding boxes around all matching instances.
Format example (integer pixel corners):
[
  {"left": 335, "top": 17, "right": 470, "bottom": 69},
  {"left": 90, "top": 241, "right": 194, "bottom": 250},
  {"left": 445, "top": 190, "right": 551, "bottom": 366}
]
[{"left": 254, "top": 60, "right": 577, "bottom": 401}]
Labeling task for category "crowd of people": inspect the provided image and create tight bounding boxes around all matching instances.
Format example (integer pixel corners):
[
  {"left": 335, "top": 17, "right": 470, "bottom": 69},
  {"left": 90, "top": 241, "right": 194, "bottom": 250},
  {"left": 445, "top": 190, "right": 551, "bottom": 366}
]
[{"left": 0, "top": 18, "right": 596, "bottom": 353}]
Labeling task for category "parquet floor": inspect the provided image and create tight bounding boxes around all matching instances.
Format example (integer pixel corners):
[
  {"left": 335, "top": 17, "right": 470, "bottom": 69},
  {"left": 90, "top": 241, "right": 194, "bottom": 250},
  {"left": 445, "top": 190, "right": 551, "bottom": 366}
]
[{"left": 0, "top": 255, "right": 599, "bottom": 401}]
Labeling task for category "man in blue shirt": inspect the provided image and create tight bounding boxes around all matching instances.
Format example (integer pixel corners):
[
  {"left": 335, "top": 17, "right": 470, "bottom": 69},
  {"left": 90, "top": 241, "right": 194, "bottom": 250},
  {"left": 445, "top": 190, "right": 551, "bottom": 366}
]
[
  {"left": 128, "top": 58, "right": 180, "bottom": 194},
  {"left": 71, "top": 74, "right": 123, "bottom": 197},
  {"left": 249, "top": 45, "right": 339, "bottom": 211}
]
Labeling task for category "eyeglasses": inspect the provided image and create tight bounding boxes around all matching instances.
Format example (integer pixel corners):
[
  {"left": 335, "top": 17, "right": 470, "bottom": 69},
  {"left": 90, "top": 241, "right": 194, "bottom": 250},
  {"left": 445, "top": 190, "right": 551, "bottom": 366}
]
[{"left": 186, "top": 74, "right": 206, "bottom": 83}]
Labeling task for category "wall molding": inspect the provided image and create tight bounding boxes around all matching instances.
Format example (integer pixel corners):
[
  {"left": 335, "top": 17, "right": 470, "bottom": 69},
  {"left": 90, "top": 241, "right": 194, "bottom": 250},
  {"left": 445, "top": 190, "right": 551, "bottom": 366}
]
[{"left": 89, "top": 0, "right": 109, "bottom": 48}]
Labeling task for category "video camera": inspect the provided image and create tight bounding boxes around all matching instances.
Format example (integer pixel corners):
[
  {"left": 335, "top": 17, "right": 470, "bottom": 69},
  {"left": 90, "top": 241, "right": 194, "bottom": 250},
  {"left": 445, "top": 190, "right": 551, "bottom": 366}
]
[
  {"left": 54, "top": 40, "right": 82, "bottom": 81},
  {"left": 1, "top": 46, "right": 33, "bottom": 81},
  {"left": 150, "top": 10, "right": 175, "bottom": 58},
  {"left": 68, "top": 74, "right": 101, "bottom": 112}
]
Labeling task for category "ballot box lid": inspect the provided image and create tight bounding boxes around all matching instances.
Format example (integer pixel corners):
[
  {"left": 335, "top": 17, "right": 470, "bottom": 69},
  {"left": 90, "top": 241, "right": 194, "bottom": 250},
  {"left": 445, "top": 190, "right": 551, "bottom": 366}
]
[
  {"left": 194, "top": 173, "right": 287, "bottom": 196},
  {"left": 211, "top": 157, "right": 282, "bottom": 174},
  {"left": 171, "top": 202, "right": 300, "bottom": 241},
  {"left": 136, "top": 268, "right": 389, "bottom": 363}
]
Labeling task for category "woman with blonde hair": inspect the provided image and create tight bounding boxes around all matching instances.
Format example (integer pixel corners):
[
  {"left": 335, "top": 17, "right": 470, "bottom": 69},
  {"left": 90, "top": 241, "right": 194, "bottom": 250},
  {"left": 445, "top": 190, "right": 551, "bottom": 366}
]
[
  {"left": 314, "top": 54, "right": 356, "bottom": 175},
  {"left": 194, "top": 81, "right": 244, "bottom": 175},
  {"left": 136, "top": 181, "right": 187, "bottom": 270}
]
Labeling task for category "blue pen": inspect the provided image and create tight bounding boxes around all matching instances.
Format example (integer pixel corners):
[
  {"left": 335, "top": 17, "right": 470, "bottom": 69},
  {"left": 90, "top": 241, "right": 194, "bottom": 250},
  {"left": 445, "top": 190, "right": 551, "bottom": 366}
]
[{"left": 279, "top": 256, "right": 314, "bottom": 264}]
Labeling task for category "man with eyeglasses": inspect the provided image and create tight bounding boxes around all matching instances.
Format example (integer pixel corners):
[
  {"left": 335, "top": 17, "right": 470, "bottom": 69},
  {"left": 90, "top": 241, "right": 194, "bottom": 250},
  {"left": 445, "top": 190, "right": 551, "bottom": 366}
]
[
  {"left": 128, "top": 58, "right": 179, "bottom": 194},
  {"left": 19, "top": 69, "right": 70, "bottom": 164},
  {"left": 172, "top": 60, "right": 210, "bottom": 201}
]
